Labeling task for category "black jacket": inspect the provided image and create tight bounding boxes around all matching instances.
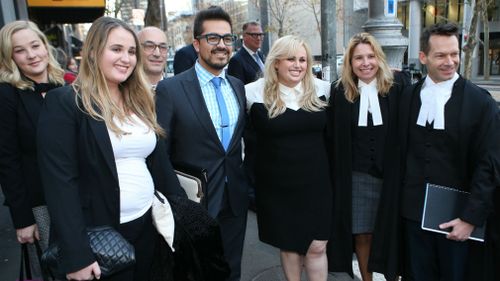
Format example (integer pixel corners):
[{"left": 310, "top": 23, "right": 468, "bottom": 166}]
[
  {"left": 0, "top": 82, "right": 60, "bottom": 228},
  {"left": 155, "top": 67, "right": 249, "bottom": 218},
  {"left": 37, "top": 86, "right": 186, "bottom": 274},
  {"left": 326, "top": 72, "right": 409, "bottom": 279},
  {"left": 227, "top": 47, "right": 264, "bottom": 85},
  {"left": 173, "top": 44, "right": 197, "bottom": 75},
  {"left": 399, "top": 76, "right": 500, "bottom": 280}
]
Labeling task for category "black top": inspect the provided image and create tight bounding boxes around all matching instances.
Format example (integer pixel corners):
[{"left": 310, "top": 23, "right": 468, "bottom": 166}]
[
  {"left": 402, "top": 90, "right": 463, "bottom": 221},
  {"left": 250, "top": 101, "right": 332, "bottom": 255},
  {"left": 0, "top": 81, "right": 61, "bottom": 228},
  {"left": 351, "top": 96, "right": 388, "bottom": 178}
]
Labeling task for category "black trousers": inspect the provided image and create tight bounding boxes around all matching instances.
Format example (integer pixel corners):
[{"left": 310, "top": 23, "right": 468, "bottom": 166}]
[
  {"left": 404, "top": 219, "right": 470, "bottom": 281},
  {"left": 217, "top": 188, "right": 248, "bottom": 281},
  {"left": 104, "top": 209, "right": 156, "bottom": 281}
]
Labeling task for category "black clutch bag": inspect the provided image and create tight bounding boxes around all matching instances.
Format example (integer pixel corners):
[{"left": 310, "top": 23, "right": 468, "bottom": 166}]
[{"left": 41, "top": 226, "right": 135, "bottom": 278}]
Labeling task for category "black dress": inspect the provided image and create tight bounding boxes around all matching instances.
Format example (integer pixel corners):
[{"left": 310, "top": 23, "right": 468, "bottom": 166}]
[{"left": 249, "top": 94, "right": 332, "bottom": 255}]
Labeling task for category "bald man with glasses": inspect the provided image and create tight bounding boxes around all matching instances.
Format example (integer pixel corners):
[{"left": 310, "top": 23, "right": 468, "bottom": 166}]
[{"left": 138, "top": 26, "right": 169, "bottom": 90}]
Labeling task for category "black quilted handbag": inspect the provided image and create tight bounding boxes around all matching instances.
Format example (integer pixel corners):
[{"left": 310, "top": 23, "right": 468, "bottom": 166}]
[{"left": 41, "top": 226, "right": 135, "bottom": 278}]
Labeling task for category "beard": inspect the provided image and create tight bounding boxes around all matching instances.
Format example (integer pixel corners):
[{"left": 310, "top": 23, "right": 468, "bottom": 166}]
[{"left": 200, "top": 47, "right": 230, "bottom": 70}]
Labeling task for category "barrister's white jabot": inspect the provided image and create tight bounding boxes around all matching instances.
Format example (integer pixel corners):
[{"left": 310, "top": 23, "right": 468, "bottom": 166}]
[
  {"left": 417, "top": 72, "right": 459, "bottom": 130},
  {"left": 358, "top": 79, "right": 382, "bottom": 127}
]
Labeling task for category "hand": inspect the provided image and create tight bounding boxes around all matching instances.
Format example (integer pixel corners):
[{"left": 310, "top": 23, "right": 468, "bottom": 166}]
[
  {"left": 16, "top": 224, "right": 39, "bottom": 244},
  {"left": 439, "top": 218, "right": 474, "bottom": 242},
  {"left": 66, "top": 261, "right": 101, "bottom": 280}
]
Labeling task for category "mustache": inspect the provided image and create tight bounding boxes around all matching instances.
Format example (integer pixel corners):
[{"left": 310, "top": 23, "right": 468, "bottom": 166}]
[{"left": 211, "top": 47, "right": 229, "bottom": 54}]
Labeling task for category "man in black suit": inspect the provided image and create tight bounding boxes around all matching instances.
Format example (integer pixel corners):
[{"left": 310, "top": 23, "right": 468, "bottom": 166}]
[
  {"left": 227, "top": 21, "right": 265, "bottom": 84},
  {"left": 400, "top": 22, "right": 500, "bottom": 281},
  {"left": 156, "top": 6, "right": 248, "bottom": 281},
  {"left": 227, "top": 22, "right": 265, "bottom": 212},
  {"left": 173, "top": 43, "right": 197, "bottom": 75}
]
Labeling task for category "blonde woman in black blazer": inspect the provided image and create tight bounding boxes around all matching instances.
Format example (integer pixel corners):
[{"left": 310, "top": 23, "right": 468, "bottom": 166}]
[
  {"left": 37, "top": 17, "right": 185, "bottom": 281},
  {"left": 0, "top": 20, "right": 64, "bottom": 258}
]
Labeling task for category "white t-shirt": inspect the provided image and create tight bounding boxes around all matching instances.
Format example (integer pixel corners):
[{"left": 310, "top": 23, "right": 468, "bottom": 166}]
[{"left": 108, "top": 114, "right": 156, "bottom": 223}]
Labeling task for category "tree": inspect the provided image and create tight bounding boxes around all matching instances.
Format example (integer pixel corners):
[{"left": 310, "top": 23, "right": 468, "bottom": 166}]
[
  {"left": 462, "top": 0, "right": 494, "bottom": 80},
  {"left": 267, "top": 0, "right": 295, "bottom": 37},
  {"left": 301, "top": 0, "right": 321, "bottom": 35},
  {"left": 462, "top": 0, "right": 480, "bottom": 79},
  {"left": 145, "top": 0, "right": 167, "bottom": 30}
]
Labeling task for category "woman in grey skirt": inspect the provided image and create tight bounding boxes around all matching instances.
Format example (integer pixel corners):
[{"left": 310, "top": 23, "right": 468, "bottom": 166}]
[
  {"left": 326, "top": 33, "right": 409, "bottom": 281},
  {"left": 0, "top": 20, "right": 64, "bottom": 273}
]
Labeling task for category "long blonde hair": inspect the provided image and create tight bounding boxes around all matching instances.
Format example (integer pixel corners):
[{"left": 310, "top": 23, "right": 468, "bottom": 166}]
[
  {"left": 263, "top": 35, "right": 327, "bottom": 118},
  {"left": 73, "top": 16, "right": 164, "bottom": 137},
  {"left": 0, "top": 20, "right": 64, "bottom": 89},
  {"left": 337, "top": 32, "right": 393, "bottom": 102}
]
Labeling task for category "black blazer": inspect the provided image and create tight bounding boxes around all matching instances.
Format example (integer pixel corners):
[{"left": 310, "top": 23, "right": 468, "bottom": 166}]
[
  {"left": 227, "top": 48, "right": 264, "bottom": 85},
  {"left": 326, "top": 72, "right": 409, "bottom": 279},
  {"left": 173, "top": 44, "right": 197, "bottom": 75},
  {"left": 399, "top": 76, "right": 500, "bottom": 226},
  {"left": 37, "top": 86, "right": 185, "bottom": 274},
  {"left": 0, "top": 82, "right": 60, "bottom": 229},
  {"left": 155, "top": 67, "right": 249, "bottom": 218}
]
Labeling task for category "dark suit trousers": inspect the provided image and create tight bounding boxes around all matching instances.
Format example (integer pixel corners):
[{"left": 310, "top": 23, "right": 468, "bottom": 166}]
[
  {"left": 217, "top": 186, "right": 248, "bottom": 281},
  {"left": 104, "top": 209, "right": 156, "bottom": 281},
  {"left": 404, "top": 219, "right": 469, "bottom": 281}
]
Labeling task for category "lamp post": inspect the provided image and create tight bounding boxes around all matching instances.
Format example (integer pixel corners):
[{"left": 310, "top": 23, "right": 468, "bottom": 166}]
[{"left": 363, "top": 0, "right": 408, "bottom": 68}]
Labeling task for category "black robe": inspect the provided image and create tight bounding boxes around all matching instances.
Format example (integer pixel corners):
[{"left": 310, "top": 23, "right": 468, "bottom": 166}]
[
  {"left": 399, "top": 76, "right": 500, "bottom": 280},
  {"left": 326, "top": 72, "right": 409, "bottom": 279}
]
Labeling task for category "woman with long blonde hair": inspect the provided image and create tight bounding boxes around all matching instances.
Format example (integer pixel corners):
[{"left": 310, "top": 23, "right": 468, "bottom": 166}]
[
  {"left": 245, "top": 35, "right": 332, "bottom": 281},
  {"left": 326, "top": 32, "right": 409, "bottom": 281},
  {"left": 0, "top": 20, "right": 64, "bottom": 277},
  {"left": 37, "top": 17, "right": 185, "bottom": 281}
]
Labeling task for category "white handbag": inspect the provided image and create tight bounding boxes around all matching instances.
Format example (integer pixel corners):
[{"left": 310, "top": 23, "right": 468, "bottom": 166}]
[{"left": 152, "top": 190, "right": 175, "bottom": 251}]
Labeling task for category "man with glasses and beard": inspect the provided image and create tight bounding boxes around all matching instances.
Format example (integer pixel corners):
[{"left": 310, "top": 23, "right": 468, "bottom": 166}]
[{"left": 155, "top": 6, "right": 249, "bottom": 281}]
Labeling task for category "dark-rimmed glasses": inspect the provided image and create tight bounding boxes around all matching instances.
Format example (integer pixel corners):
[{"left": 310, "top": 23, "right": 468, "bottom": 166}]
[
  {"left": 196, "top": 33, "right": 237, "bottom": 46},
  {"left": 245, "top": 32, "right": 265, "bottom": 39},
  {"left": 141, "top": 42, "right": 168, "bottom": 54}
]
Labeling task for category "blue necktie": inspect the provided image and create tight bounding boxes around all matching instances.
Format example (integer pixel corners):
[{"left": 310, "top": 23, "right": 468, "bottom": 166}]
[
  {"left": 253, "top": 53, "right": 265, "bottom": 70},
  {"left": 211, "top": 77, "right": 231, "bottom": 150}
]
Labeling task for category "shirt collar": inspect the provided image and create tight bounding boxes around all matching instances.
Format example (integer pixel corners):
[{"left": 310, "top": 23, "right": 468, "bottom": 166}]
[
  {"left": 423, "top": 72, "right": 459, "bottom": 91},
  {"left": 242, "top": 44, "right": 259, "bottom": 56},
  {"left": 195, "top": 61, "right": 227, "bottom": 87},
  {"left": 358, "top": 78, "right": 377, "bottom": 90},
  {"left": 279, "top": 82, "right": 302, "bottom": 96}
]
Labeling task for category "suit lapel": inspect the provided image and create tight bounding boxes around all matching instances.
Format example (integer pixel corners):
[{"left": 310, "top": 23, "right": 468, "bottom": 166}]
[
  {"left": 18, "top": 89, "right": 42, "bottom": 129},
  {"left": 181, "top": 69, "right": 223, "bottom": 147},
  {"left": 241, "top": 48, "right": 261, "bottom": 73},
  {"left": 226, "top": 76, "right": 245, "bottom": 151},
  {"left": 88, "top": 116, "right": 119, "bottom": 181},
  {"left": 399, "top": 81, "right": 422, "bottom": 156}
]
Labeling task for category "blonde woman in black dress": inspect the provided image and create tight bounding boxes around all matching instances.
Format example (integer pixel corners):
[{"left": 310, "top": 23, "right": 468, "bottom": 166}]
[{"left": 245, "top": 35, "right": 331, "bottom": 281}]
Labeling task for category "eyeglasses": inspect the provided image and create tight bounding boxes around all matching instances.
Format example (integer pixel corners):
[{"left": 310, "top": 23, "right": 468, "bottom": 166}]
[
  {"left": 245, "top": 32, "right": 265, "bottom": 39},
  {"left": 141, "top": 42, "right": 168, "bottom": 54},
  {"left": 196, "top": 33, "right": 237, "bottom": 46}
]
